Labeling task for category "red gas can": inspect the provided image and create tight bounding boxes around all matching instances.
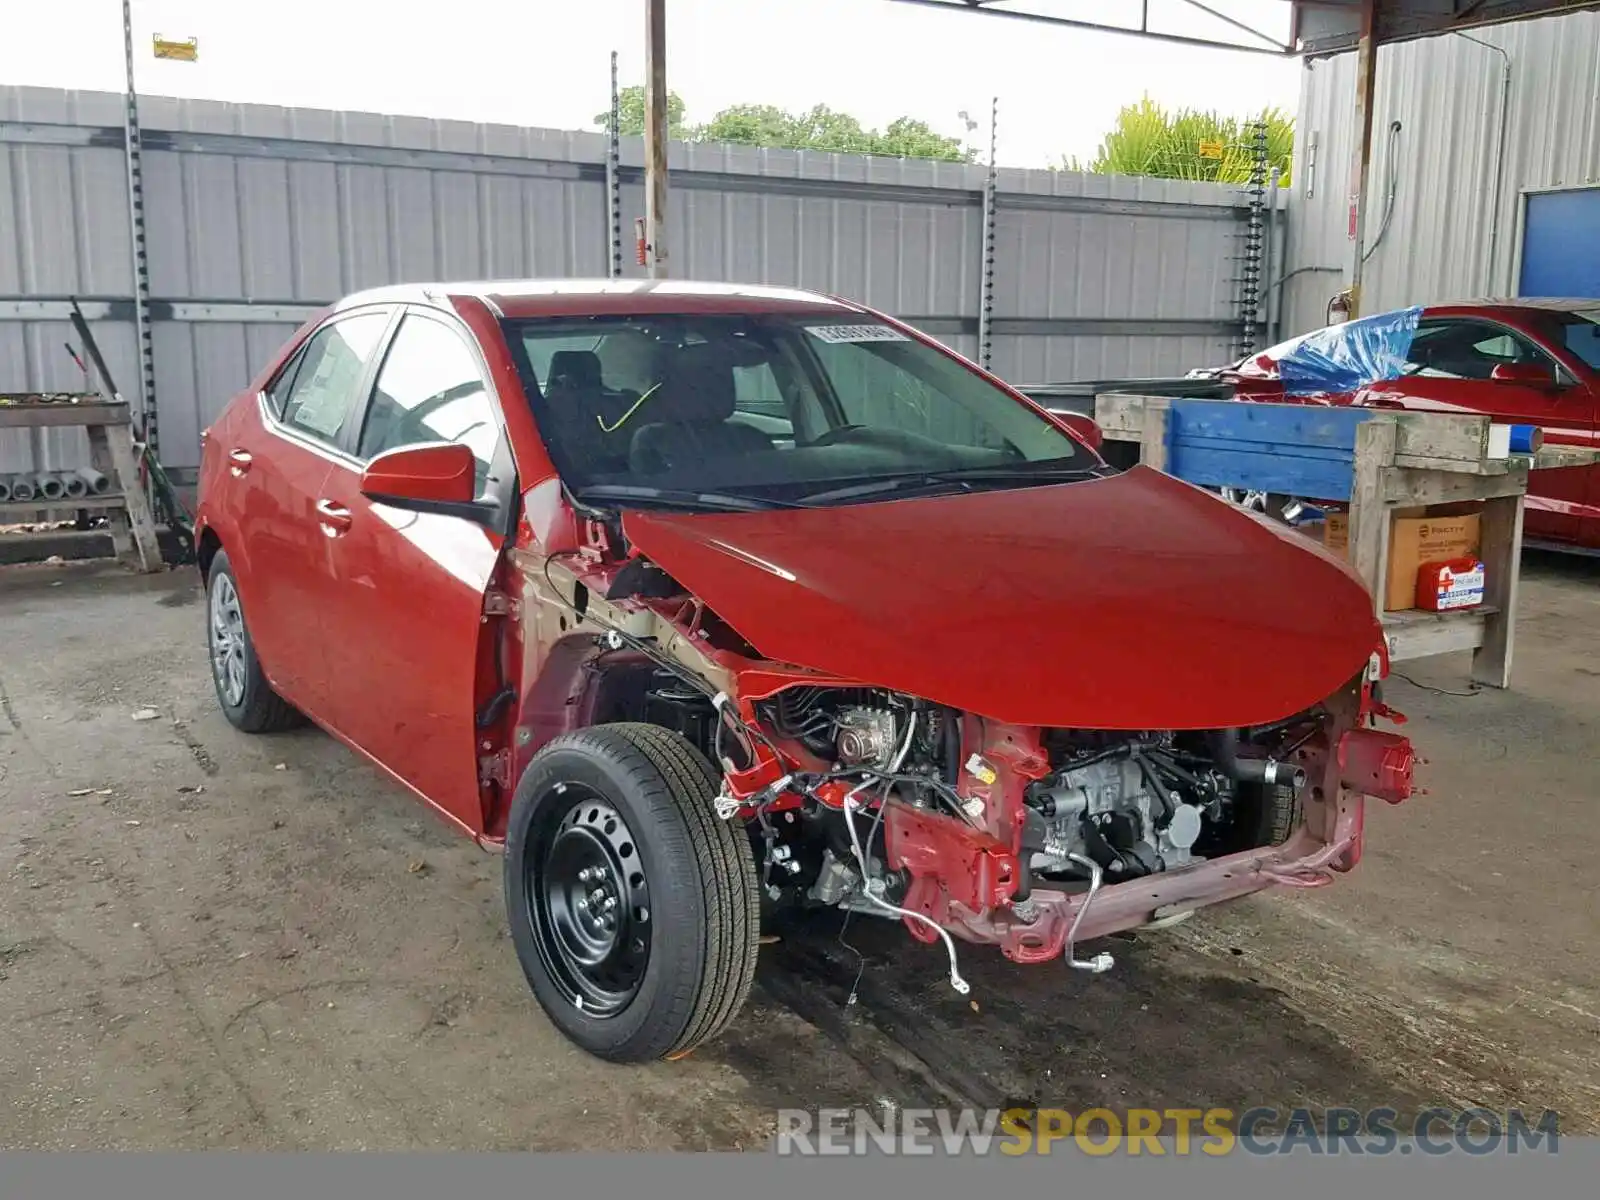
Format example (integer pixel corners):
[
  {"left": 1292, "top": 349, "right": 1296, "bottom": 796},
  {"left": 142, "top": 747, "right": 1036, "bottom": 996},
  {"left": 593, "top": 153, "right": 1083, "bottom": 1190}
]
[{"left": 1413, "top": 556, "right": 1486, "bottom": 612}]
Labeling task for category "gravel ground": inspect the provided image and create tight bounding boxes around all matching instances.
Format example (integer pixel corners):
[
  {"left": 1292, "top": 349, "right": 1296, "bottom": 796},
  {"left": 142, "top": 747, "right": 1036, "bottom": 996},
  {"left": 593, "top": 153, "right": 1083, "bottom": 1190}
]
[{"left": 2, "top": 554, "right": 1596, "bottom": 1149}]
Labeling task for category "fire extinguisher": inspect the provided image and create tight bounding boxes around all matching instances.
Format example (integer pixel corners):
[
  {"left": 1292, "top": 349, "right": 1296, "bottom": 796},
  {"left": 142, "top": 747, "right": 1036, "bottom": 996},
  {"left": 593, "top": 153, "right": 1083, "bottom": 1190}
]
[{"left": 1326, "top": 289, "right": 1352, "bottom": 325}]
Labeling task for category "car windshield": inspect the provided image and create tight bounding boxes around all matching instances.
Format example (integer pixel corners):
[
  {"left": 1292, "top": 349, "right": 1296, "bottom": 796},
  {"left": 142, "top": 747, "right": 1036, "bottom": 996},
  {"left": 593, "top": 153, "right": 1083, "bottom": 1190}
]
[{"left": 500, "top": 313, "right": 1098, "bottom": 509}]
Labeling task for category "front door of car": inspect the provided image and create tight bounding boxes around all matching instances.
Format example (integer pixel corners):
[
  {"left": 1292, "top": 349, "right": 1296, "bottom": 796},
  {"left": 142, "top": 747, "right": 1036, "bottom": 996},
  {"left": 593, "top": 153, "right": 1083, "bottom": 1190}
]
[
  {"left": 232, "top": 307, "right": 394, "bottom": 709},
  {"left": 1361, "top": 318, "right": 1596, "bottom": 544},
  {"left": 309, "top": 310, "right": 513, "bottom": 835}
]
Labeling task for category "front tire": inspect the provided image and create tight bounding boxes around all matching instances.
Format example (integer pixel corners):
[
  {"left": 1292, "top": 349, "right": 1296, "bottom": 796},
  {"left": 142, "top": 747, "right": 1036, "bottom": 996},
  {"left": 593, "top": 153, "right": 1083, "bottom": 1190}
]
[
  {"left": 205, "top": 550, "right": 305, "bottom": 733},
  {"left": 504, "top": 723, "right": 760, "bottom": 1063}
]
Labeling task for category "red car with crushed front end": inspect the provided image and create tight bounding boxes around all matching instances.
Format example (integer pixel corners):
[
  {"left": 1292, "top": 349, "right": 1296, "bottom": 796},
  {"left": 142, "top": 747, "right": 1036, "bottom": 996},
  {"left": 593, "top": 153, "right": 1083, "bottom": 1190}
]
[{"left": 193, "top": 280, "right": 1413, "bottom": 1064}]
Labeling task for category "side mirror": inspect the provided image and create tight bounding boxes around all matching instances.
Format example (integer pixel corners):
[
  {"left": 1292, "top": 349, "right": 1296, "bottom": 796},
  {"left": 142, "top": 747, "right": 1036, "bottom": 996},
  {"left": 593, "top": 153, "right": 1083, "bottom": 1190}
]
[
  {"left": 1490, "top": 361, "right": 1555, "bottom": 386},
  {"left": 360, "top": 442, "right": 484, "bottom": 517}
]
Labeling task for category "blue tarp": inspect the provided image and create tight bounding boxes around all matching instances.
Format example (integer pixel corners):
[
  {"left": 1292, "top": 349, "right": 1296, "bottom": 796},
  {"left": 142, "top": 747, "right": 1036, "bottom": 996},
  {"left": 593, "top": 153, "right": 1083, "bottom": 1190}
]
[{"left": 1276, "top": 305, "right": 1424, "bottom": 396}]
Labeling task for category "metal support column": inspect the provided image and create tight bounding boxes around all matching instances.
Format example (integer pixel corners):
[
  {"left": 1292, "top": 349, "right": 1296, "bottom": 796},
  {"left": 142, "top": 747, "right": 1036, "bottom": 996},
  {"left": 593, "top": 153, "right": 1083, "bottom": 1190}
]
[
  {"left": 606, "top": 50, "right": 623, "bottom": 279},
  {"left": 977, "top": 97, "right": 998, "bottom": 371},
  {"left": 1343, "top": 0, "right": 1379, "bottom": 318},
  {"left": 121, "top": 0, "right": 157, "bottom": 453},
  {"left": 1238, "top": 119, "right": 1269, "bottom": 354},
  {"left": 643, "top": 0, "right": 669, "bottom": 279},
  {"left": 1265, "top": 166, "right": 1281, "bottom": 345}
]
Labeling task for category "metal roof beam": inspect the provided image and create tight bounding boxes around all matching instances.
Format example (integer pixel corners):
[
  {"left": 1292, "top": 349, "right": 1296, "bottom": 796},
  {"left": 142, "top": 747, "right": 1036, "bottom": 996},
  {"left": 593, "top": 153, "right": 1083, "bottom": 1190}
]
[{"left": 881, "top": 0, "right": 1296, "bottom": 54}]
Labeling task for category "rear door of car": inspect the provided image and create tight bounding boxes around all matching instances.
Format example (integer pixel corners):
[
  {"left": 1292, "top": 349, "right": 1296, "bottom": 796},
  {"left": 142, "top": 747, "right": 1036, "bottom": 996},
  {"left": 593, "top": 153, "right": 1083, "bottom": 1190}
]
[
  {"left": 1360, "top": 317, "right": 1596, "bottom": 544},
  {"left": 308, "top": 306, "right": 515, "bottom": 835},
  {"left": 225, "top": 306, "right": 395, "bottom": 708}
]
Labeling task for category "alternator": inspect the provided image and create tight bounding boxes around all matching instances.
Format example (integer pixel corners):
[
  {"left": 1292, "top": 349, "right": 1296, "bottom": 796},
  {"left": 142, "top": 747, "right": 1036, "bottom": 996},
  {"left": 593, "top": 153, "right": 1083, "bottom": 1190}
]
[{"left": 834, "top": 708, "right": 899, "bottom": 771}]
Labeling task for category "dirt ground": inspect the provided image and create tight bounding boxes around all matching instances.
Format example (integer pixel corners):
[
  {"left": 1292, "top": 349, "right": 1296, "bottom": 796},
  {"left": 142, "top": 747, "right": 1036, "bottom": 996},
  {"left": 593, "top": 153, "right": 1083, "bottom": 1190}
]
[{"left": 2, "top": 553, "right": 1597, "bottom": 1149}]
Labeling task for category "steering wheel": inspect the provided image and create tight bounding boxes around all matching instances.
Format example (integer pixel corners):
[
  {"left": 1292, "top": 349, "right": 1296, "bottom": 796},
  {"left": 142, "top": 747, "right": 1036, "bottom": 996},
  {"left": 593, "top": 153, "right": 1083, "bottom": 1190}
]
[{"left": 808, "top": 424, "right": 869, "bottom": 448}]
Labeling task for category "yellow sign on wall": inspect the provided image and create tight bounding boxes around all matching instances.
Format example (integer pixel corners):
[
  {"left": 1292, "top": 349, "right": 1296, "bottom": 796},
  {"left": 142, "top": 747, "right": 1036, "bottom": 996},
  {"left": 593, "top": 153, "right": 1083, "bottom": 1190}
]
[
  {"left": 152, "top": 35, "right": 198, "bottom": 62},
  {"left": 1197, "top": 139, "right": 1225, "bottom": 160}
]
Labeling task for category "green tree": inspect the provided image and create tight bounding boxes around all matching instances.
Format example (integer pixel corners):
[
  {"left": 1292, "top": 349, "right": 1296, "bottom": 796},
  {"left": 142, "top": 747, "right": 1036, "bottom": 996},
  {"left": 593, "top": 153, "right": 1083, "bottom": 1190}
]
[
  {"left": 693, "top": 102, "right": 971, "bottom": 161},
  {"left": 692, "top": 103, "right": 812, "bottom": 150},
  {"left": 1065, "top": 96, "right": 1292, "bottom": 184},
  {"left": 594, "top": 87, "right": 973, "bottom": 163},
  {"left": 875, "top": 117, "right": 970, "bottom": 162},
  {"left": 594, "top": 85, "right": 687, "bottom": 137}
]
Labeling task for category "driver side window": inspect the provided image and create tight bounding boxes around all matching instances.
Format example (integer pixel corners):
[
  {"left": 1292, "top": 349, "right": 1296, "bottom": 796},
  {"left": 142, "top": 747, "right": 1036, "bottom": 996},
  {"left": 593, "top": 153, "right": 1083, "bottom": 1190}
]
[
  {"left": 1405, "top": 320, "right": 1553, "bottom": 381},
  {"left": 358, "top": 314, "right": 503, "bottom": 498}
]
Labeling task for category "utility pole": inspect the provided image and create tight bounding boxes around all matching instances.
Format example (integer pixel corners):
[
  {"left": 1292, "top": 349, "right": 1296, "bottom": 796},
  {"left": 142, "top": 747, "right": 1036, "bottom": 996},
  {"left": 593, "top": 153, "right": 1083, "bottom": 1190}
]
[
  {"left": 643, "top": 0, "right": 669, "bottom": 279},
  {"left": 1343, "top": 0, "right": 1378, "bottom": 319}
]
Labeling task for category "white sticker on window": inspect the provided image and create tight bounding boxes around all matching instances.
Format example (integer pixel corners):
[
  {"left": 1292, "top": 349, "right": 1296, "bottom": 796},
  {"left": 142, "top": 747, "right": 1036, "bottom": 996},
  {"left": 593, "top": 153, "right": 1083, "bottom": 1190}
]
[{"left": 805, "top": 323, "right": 910, "bottom": 344}]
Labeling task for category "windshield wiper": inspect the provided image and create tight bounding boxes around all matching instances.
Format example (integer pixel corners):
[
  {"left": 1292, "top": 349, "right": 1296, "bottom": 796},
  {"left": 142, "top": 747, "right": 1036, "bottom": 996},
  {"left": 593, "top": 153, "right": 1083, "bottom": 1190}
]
[
  {"left": 936, "top": 461, "right": 1109, "bottom": 481},
  {"left": 570, "top": 484, "right": 810, "bottom": 513},
  {"left": 797, "top": 462, "right": 1104, "bottom": 506}
]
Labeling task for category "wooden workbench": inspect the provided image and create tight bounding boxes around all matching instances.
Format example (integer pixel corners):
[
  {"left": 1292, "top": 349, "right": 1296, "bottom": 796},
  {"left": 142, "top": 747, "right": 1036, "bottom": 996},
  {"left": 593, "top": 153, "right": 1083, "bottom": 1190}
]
[{"left": 0, "top": 394, "right": 163, "bottom": 572}]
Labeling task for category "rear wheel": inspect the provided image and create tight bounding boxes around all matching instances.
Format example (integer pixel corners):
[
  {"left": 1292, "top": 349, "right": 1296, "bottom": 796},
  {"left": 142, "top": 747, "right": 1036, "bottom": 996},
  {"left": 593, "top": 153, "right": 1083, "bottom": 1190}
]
[
  {"left": 504, "top": 723, "right": 760, "bottom": 1063},
  {"left": 205, "top": 550, "right": 305, "bottom": 733}
]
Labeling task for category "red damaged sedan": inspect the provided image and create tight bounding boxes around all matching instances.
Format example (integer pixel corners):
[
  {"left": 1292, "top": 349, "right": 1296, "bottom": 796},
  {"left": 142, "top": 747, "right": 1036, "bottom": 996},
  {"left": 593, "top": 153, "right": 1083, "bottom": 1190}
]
[{"left": 194, "top": 280, "right": 1413, "bottom": 1063}]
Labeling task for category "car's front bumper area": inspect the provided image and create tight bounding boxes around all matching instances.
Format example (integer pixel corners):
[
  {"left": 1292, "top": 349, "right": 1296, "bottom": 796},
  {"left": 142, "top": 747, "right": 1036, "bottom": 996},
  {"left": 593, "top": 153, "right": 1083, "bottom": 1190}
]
[{"left": 884, "top": 725, "right": 1414, "bottom": 966}]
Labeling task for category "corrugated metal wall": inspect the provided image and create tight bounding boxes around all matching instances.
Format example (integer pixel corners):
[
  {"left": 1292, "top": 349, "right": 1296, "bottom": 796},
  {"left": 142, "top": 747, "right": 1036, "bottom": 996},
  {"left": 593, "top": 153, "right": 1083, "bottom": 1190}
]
[
  {"left": 3, "top": 84, "right": 1254, "bottom": 475},
  {"left": 1283, "top": 8, "right": 1600, "bottom": 336}
]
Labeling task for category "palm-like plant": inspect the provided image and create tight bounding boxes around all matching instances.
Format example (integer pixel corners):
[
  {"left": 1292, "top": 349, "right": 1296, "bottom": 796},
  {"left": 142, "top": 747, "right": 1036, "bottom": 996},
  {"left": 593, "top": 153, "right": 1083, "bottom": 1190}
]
[{"left": 1066, "top": 96, "right": 1293, "bottom": 185}]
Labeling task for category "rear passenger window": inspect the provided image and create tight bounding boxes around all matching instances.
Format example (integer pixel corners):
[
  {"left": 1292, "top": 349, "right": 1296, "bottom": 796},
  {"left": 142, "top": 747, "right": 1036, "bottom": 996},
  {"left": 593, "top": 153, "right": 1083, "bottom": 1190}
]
[
  {"left": 278, "top": 313, "right": 390, "bottom": 444},
  {"left": 359, "top": 315, "right": 501, "bottom": 498}
]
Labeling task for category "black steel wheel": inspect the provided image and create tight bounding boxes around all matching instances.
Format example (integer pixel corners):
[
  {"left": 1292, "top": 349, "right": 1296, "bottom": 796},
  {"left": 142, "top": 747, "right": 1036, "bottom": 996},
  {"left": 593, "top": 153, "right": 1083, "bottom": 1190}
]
[
  {"left": 503, "top": 723, "right": 760, "bottom": 1063},
  {"left": 527, "top": 786, "right": 653, "bottom": 1017}
]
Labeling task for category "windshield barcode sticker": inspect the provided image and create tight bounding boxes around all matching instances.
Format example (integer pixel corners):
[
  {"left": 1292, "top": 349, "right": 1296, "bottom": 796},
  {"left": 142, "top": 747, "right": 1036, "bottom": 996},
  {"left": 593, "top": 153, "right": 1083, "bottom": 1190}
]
[{"left": 805, "top": 323, "right": 910, "bottom": 344}]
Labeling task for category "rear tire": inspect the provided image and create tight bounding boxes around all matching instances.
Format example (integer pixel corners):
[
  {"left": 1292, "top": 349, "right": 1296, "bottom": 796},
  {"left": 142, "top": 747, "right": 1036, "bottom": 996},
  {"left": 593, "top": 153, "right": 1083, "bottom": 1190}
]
[
  {"left": 205, "top": 550, "right": 305, "bottom": 734},
  {"left": 504, "top": 723, "right": 760, "bottom": 1063}
]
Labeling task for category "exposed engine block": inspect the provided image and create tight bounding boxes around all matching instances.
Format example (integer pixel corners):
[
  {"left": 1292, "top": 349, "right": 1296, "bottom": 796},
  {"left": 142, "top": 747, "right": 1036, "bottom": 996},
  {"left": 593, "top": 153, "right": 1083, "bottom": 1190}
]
[{"left": 1030, "top": 754, "right": 1212, "bottom": 879}]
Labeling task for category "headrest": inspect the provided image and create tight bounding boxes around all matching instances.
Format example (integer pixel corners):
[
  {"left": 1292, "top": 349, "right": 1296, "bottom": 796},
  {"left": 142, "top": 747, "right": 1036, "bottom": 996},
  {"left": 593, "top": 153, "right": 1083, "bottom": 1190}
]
[
  {"left": 546, "top": 350, "right": 603, "bottom": 392},
  {"left": 646, "top": 343, "right": 737, "bottom": 424}
]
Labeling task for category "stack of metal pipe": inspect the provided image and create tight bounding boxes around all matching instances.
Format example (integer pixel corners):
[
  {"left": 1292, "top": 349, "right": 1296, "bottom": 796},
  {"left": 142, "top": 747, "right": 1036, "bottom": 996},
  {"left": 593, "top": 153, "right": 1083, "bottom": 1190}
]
[{"left": 0, "top": 469, "right": 112, "bottom": 504}]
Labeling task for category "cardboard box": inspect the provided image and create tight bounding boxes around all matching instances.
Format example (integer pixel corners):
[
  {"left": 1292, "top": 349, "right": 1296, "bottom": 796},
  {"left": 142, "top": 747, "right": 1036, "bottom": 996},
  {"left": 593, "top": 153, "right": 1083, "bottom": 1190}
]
[
  {"left": 1386, "top": 511, "right": 1480, "bottom": 611},
  {"left": 1319, "top": 507, "right": 1482, "bottom": 611},
  {"left": 1324, "top": 512, "right": 1348, "bottom": 559}
]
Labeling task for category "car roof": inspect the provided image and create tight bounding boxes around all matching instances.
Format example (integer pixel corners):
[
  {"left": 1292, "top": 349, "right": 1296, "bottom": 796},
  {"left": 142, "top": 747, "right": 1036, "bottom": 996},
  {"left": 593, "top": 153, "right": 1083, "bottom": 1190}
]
[
  {"left": 332, "top": 278, "right": 867, "bottom": 320},
  {"left": 1426, "top": 297, "right": 1600, "bottom": 316}
]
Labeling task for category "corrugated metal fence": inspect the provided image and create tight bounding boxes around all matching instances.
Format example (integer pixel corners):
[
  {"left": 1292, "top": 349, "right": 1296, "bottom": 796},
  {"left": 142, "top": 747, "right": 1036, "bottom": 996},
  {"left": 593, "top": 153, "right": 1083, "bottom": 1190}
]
[{"left": 2, "top": 84, "right": 1255, "bottom": 475}]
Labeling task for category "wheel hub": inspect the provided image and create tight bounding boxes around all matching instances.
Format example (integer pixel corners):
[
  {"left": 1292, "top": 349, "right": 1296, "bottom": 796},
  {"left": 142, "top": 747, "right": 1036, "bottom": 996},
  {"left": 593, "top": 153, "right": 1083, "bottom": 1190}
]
[
  {"left": 530, "top": 790, "right": 652, "bottom": 1016},
  {"left": 209, "top": 574, "right": 247, "bottom": 707}
]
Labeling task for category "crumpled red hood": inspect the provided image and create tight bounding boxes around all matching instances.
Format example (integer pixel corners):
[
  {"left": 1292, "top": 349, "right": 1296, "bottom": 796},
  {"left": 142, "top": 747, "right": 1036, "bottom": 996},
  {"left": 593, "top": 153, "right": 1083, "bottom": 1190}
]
[{"left": 621, "top": 467, "right": 1381, "bottom": 729}]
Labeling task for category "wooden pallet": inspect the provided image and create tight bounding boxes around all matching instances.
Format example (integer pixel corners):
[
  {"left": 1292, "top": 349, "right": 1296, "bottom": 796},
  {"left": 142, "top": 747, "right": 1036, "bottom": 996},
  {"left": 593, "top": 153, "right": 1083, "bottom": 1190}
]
[
  {"left": 1093, "top": 393, "right": 1600, "bottom": 689},
  {"left": 0, "top": 396, "right": 163, "bottom": 573}
]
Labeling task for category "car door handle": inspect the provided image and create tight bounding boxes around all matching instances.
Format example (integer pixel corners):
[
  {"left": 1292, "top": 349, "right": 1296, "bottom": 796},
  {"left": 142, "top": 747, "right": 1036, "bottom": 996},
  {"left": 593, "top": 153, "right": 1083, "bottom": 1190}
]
[
  {"left": 315, "top": 499, "right": 353, "bottom": 536},
  {"left": 228, "top": 449, "right": 253, "bottom": 477}
]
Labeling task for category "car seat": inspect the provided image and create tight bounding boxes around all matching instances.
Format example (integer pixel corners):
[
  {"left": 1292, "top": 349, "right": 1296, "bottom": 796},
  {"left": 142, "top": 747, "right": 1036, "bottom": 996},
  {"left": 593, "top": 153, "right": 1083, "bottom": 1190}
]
[
  {"left": 628, "top": 344, "right": 773, "bottom": 475},
  {"left": 542, "top": 349, "right": 634, "bottom": 472}
]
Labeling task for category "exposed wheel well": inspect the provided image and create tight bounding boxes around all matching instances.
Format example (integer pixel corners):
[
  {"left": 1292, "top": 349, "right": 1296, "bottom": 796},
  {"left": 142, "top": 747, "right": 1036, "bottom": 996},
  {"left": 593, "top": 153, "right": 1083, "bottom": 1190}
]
[
  {"left": 588, "top": 659, "right": 721, "bottom": 768},
  {"left": 196, "top": 527, "right": 223, "bottom": 582}
]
